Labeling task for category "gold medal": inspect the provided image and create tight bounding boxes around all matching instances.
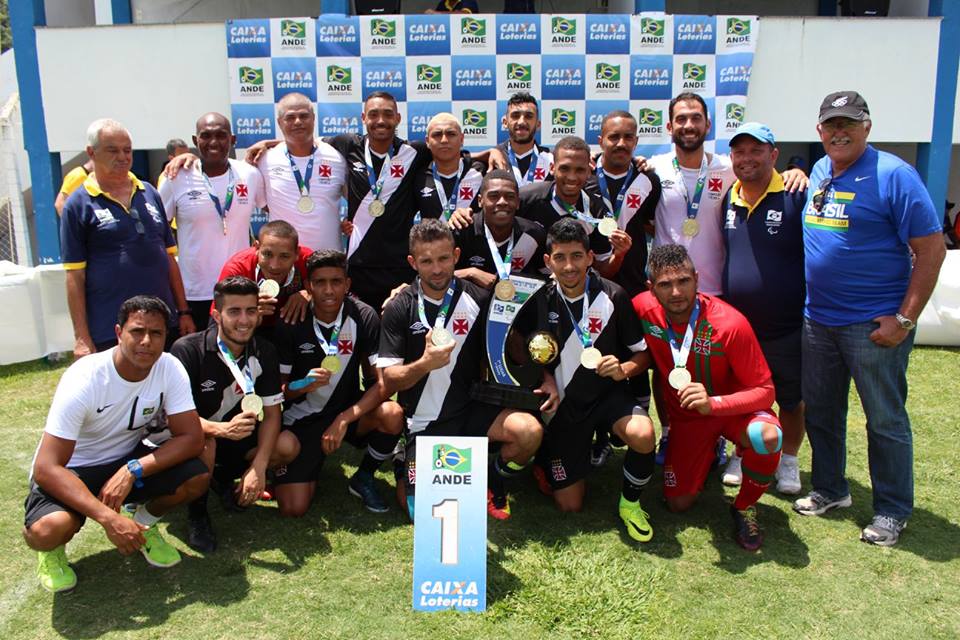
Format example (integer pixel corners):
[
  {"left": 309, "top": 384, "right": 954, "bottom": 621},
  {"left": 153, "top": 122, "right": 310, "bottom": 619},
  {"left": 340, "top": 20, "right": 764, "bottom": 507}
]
[
  {"left": 598, "top": 217, "right": 618, "bottom": 237},
  {"left": 668, "top": 366, "right": 692, "bottom": 390},
  {"left": 259, "top": 279, "right": 280, "bottom": 298},
  {"left": 369, "top": 199, "right": 385, "bottom": 217},
  {"left": 297, "top": 195, "right": 314, "bottom": 214},
  {"left": 240, "top": 393, "right": 263, "bottom": 415},
  {"left": 580, "top": 347, "right": 603, "bottom": 369},
  {"left": 431, "top": 326, "right": 454, "bottom": 347},
  {"left": 682, "top": 218, "right": 700, "bottom": 237},
  {"left": 321, "top": 354, "right": 341, "bottom": 374},
  {"left": 495, "top": 279, "right": 516, "bottom": 302}
]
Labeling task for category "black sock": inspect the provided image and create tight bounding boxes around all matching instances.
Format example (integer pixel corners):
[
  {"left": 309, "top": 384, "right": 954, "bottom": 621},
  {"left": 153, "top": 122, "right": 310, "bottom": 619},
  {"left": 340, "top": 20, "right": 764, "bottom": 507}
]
[
  {"left": 188, "top": 491, "right": 209, "bottom": 520},
  {"left": 622, "top": 450, "right": 654, "bottom": 502},
  {"left": 488, "top": 456, "right": 506, "bottom": 501},
  {"left": 358, "top": 429, "right": 401, "bottom": 475}
]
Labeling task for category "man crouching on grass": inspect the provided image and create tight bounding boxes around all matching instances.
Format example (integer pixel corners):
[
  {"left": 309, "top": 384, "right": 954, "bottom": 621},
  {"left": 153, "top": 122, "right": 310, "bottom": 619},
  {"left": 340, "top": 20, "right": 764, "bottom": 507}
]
[{"left": 22, "top": 296, "right": 208, "bottom": 592}]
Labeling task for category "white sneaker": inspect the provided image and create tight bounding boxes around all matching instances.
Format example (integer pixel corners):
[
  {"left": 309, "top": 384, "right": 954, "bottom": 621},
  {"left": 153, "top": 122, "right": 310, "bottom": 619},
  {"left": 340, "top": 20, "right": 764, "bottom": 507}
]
[
  {"left": 721, "top": 454, "right": 742, "bottom": 486},
  {"left": 775, "top": 456, "right": 802, "bottom": 495}
]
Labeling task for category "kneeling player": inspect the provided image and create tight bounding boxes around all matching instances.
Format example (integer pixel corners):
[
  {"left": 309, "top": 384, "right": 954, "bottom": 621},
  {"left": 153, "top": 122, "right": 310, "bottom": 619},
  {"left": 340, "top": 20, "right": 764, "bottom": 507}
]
[
  {"left": 536, "top": 219, "right": 657, "bottom": 542},
  {"left": 274, "top": 250, "right": 404, "bottom": 516},
  {"left": 170, "top": 276, "right": 299, "bottom": 552},
  {"left": 633, "top": 245, "right": 783, "bottom": 551},
  {"left": 379, "top": 220, "right": 546, "bottom": 520}
]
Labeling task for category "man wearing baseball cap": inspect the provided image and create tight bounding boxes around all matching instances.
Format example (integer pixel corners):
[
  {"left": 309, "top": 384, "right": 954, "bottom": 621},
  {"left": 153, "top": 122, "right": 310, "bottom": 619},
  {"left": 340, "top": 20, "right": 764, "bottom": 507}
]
[
  {"left": 792, "top": 91, "right": 945, "bottom": 546},
  {"left": 719, "top": 123, "right": 807, "bottom": 496}
]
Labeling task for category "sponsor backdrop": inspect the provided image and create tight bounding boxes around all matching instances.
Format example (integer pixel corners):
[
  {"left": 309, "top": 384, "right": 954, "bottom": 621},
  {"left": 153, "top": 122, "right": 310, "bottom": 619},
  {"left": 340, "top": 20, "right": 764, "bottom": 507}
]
[{"left": 226, "top": 14, "right": 758, "bottom": 157}]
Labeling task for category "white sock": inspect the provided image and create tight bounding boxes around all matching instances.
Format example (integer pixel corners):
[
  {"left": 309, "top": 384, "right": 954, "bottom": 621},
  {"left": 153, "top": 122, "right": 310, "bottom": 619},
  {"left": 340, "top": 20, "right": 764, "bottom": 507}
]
[
  {"left": 133, "top": 505, "right": 160, "bottom": 527},
  {"left": 781, "top": 453, "right": 798, "bottom": 465}
]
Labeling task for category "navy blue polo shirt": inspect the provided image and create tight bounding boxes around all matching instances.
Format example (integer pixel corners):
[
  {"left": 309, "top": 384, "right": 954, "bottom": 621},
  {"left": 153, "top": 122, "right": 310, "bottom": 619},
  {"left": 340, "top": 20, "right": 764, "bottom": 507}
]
[
  {"left": 721, "top": 172, "right": 806, "bottom": 340},
  {"left": 61, "top": 173, "right": 178, "bottom": 344}
]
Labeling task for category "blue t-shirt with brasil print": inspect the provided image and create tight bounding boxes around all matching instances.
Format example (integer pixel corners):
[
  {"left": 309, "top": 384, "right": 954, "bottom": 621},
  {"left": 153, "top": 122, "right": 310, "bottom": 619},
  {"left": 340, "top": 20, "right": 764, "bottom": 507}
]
[{"left": 803, "top": 145, "right": 940, "bottom": 326}]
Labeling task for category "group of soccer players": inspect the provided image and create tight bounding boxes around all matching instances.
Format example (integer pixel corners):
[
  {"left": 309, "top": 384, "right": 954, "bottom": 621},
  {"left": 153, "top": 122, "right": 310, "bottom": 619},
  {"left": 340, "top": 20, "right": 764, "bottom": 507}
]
[{"left": 25, "top": 88, "right": 798, "bottom": 594}]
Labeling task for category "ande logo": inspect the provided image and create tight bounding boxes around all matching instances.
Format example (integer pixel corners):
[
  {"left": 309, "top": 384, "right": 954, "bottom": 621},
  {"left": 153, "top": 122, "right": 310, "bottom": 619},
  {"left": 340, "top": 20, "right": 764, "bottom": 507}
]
[
  {"left": 594, "top": 62, "right": 620, "bottom": 91},
  {"left": 239, "top": 66, "right": 264, "bottom": 94},
  {"left": 637, "top": 108, "right": 663, "bottom": 135},
  {"left": 460, "top": 17, "right": 487, "bottom": 45},
  {"left": 462, "top": 109, "right": 488, "bottom": 136},
  {"left": 280, "top": 19, "right": 307, "bottom": 47},
  {"left": 725, "top": 103, "right": 745, "bottom": 132},
  {"left": 552, "top": 108, "right": 577, "bottom": 134},
  {"left": 431, "top": 444, "right": 472, "bottom": 485},
  {"left": 725, "top": 17, "right": 751, "bottom": 44},
  {"left": 681, "top": 62, "right": 707, "bottom": 90},
  {"left": 416, "top": 64, "right": 443, "bottom": 92},
  {"left": 505, "top": 62, "right": 532, "bottom": 90},
  {"left": 639, "top": 17, "right": 665, "bottom": 45},
  {"left": 551, "top": 17, "right": 577, "bottom": 44},
  {"left": 326, "top": 65, "right": 352, "bottom": 92},
  {"left": 370, "top": 18, "right": 397, "bottom": 46}
]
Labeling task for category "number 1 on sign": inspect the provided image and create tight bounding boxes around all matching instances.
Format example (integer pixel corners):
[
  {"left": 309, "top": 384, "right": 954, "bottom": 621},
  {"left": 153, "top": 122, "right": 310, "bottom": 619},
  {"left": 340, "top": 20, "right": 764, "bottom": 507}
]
[{"left": 432, "top": 499, "right": 459, "bottom": 565}]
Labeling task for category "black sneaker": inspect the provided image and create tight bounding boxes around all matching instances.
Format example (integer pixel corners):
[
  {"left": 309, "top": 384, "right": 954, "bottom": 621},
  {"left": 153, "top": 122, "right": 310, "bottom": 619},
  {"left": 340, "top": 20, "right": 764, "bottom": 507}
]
[
  {"left": 187, "top": 513, "right": 217, "bottom": 553},
  {"left": 218, "top": 482, "right": 247, "bottom": 513},
  {"left": 730, "top": 505, "right": 763, "bottom": 552},
  {"left": 348, "top": 471, "right": 389, "bottom": 513}
]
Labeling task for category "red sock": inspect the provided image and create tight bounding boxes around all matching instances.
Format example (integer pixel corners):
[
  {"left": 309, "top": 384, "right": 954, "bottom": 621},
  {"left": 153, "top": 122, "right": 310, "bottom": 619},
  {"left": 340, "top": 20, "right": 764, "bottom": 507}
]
[{"left": 733, "top": 447, "right": 781, "bottom": 510}]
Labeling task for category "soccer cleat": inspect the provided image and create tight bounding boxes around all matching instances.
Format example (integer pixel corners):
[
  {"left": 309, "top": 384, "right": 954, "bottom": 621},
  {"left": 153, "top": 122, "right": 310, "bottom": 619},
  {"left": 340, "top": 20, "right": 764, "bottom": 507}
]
[
  {"left": 713, "top": 437, "right": 729, "bottom": 469},
  {"left": 860, "top": 515, "right": 906, "bottom": 547},
  {"left": 532, "top": 464, "right": 554, "bottom": 497},
  {"left": 36, "top": 546, "right": 77, "bottom": 593},
  {"left": 792, "top": 491, "right": 852, "bottom": 516},
  {"left": 348, "top": 470, "right": 389, "bottom": 513},
  {"left": 731, "top": 505, "right": 764, "bottom": 551},
  {"left": 122, "top": 507, "right": 181, "bottom": 567},
  {"left": 590, "top": 441, "right": 614, "bottom": 468},
  {"left": 186, "top": 512, "right": 217, "bottom": 554},
  {"left": 487, "top": 490, "right": 511, "bottom": 520},
  {"left": 618, "top": 496, "right": 653, "bottom": 542},
  {"left": 655, "top": 434, "right": 668, "bottom": 466},
  {"left": 721, "top": 454, "right": 743, "bottom": 486},
  {"left": 775, "top": 457, "right": 802, "bottom": 495}
]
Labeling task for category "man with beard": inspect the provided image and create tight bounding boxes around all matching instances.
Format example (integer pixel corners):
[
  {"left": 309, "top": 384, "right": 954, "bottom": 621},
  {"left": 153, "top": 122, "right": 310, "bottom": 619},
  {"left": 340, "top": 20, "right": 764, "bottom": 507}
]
[
  {"left": 497, "top": 92, "right": 553, "bottom": 187},
  {"left": 160, "top": 113, "right": 265, "bottom": 328},
  {"left": 169, "top": 277, "right": 297, "bottom": 552}
]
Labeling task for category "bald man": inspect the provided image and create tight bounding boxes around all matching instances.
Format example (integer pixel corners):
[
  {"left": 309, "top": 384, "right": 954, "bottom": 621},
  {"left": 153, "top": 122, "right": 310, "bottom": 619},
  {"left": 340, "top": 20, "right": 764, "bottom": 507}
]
[
  {"left": 159, "top": 113, "right": 266, "bottom": 328},
  {"left": 258, "top": 92, "right": 347, "bottom": 252},
  {"left": 413, "top": 113, "right": 483, "bottom": 223}
]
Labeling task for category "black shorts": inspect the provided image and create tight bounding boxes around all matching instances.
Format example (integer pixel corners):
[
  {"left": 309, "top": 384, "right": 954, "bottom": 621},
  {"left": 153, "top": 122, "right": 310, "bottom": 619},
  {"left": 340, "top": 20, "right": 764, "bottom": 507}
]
[
  {"left": 214, "top": 429, "right": 262, "bottom": 481},
  {"left": 348, "top": 266, "right": 415, "bottom": 313},
  {"left": 273, "top": 419, "right": 364, "bottom": 485},
  {"left": 759, "top": 328, "right": 802, "bottom": 411},
  {"left": 24, "top": 443, "right": 207, "bottom": 528},
  {"left": 543, "top": 385, "right": 648, "bottom": 489},
  {"left": 404, "top": 402, "right": 510, "bottom": 492}
]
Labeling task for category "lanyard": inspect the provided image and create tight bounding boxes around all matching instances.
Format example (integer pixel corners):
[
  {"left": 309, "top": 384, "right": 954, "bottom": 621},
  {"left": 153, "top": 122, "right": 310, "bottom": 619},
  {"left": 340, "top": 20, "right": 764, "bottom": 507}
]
[
  {"left": 201, "top": 164, "right": 236, "bottom": 232},
  {"left": 665, "top": 298, "right": 701, "bottom": 369},
  {"left": 312, "top": 304, "right": 344, "bottom": 357},
  {"left": 507, "top": 145, "right": 539, "bottom": 184},
  {"left": 364, "top": 140, "right": 393, "bottom": 201},
  {"left": 561, "top": 275, "right": 592, "bottom": 349},
  {"left": 432, "top": 160, "right": 464, "bottom": 221},
  {"left": 672, "top": 155, "right": 707, "bottom": 220},
  {"left": 483, "top": 224, "right": 514, "bottom": 280},
  {"left": 417, "top": 279, "right": 456, "bottom": 331},
  {"left": 286, "top": 147, "right": 316, "bottom": 197},
  {"left": 217, "top": 337, "right": 254, "bottom": 395},
  {"left": 595, "top": 162, "right": 634, "bottom": 220},
  {"left": 552, "top": 186, "right": 599, "bottom": 228}
]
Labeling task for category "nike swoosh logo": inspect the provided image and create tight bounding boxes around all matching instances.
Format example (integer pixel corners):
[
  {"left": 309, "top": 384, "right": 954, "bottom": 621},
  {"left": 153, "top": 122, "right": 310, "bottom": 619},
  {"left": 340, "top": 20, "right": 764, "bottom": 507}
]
[
  {"left": 855, "top": 176, "right": 871, "bottom": 182},
  {"left": 628, "top": 521, "right": 651, "bottom": 536},
  {"left": 96, "top": 404, "right": 113, "bottom": 413}
]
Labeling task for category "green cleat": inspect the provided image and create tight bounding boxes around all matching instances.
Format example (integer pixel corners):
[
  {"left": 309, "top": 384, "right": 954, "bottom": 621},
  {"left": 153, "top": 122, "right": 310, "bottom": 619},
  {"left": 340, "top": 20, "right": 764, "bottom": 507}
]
[
  {"left": 122, "top": 507, "right": 181, "bottom": 568},
  {"left": 619, "top": 496, "right": 653, "bottom": 543},
  {"left": 37, "top": 546, "right": 77, "bottom": 593}
]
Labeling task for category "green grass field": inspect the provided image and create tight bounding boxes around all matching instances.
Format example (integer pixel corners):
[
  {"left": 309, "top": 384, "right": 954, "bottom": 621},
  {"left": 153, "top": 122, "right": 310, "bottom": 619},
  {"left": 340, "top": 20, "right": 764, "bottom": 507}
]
[{"left": 0, "top": 348, "right": 958, "bottom": 639}]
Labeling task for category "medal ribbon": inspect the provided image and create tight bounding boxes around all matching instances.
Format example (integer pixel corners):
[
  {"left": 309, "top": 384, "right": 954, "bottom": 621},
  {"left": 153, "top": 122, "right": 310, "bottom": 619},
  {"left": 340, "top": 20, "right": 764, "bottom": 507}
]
[
  {"left": 286, "top": 146, "right": 316, "bottom": 197},
  {"left": 507, "top": 145, "right": 539, "bottom": 184},
  {"left": 201, "top": 164, "right": 236, "bottom": 233},
  {"left": 217, "top": 337, "right": 255, "bottom": 395},
  {"left": 552, "top": 186, "right": 599, "bottom": 227},
  {"left": 560, "top": 275, "right": 593, "bottom": 349},
  {"left": 672, "top": 155, "right": 707, "bottom": 221},
  {"left": 595, "top": 161, "right": 634, "bottom": 221},
  {"left": 483, "top": 224, "right": 514, "bottom": 281},
  {"left": 417, "top": 279, "right": 456, "bottom": 332},
  {"left": 432, "top": 159, "right": 464, "bottom": 221},
  {"left": 312, "top": 304, "right": 344, "bottom": 357},
  {"left": 665, "top": 298, "right": 701, "bottom": 370},
  {"left": 364, "top": 139, "right": 393, "bottom": 202}
]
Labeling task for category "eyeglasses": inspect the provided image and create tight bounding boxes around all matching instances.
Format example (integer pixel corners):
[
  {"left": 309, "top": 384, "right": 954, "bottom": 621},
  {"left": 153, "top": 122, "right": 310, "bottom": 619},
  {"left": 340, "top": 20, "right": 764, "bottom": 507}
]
[
  {"left": 812, "top": 178, "right": 834, "bottom": 213},
  {"left": 129, "top": 207, "right": 145, "bottom": 235}
]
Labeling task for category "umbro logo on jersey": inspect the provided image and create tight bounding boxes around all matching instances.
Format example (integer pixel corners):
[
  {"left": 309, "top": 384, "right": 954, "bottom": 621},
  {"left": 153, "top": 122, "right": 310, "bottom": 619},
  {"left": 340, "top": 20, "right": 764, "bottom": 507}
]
[
  {"left": 352, "top": 161, "right": 366, "bottom": 173},
  {"left": 548, "top": 311, "right": 560, "bottom": 324},
  {"left": 661, "top": 179, "right": 675, "bottom": 188},
  {"left": 421, "top": 187, "right": 435, "bottom": 197},
  {"left": 410, "top": 321, "right": 427, "bottom": 334},
  {"left": 299, "top": 342, "right": 316, "bottom": 353},
  {"left": 200, "top": 379, "right": 217, "bottom": 392},
  {"left": 469, "top": 256, "right": 486, "bottom": 267},
  {"left": 186, "top": 189, "right": 204, "bottom": 200},
  {"left": 271, "top": 166, "right": 287, "bottom": 177}
]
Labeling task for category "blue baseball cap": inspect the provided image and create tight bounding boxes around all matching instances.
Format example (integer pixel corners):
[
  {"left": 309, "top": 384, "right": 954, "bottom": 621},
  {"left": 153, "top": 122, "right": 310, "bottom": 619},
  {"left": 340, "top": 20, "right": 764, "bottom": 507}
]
[{"left": 730, "top": 122, "right": 776, "bottom": 146}]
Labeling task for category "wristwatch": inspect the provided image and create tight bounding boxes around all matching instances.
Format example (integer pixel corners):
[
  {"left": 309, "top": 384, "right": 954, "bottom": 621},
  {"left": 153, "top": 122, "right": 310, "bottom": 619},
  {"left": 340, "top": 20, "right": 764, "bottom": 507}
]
[
  {"left": 895, "top": 313, "right": 916, "bottom": 331},
  {"left": 126, "top": 459, "right": 145, "bottom": 488}
]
